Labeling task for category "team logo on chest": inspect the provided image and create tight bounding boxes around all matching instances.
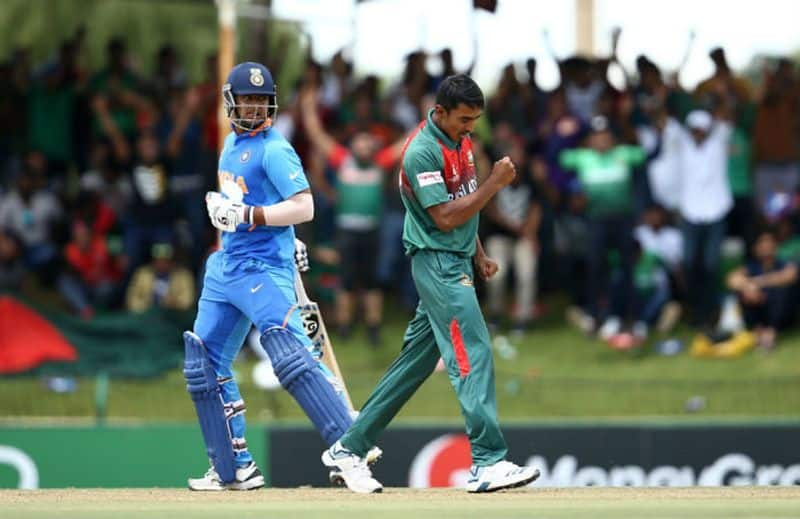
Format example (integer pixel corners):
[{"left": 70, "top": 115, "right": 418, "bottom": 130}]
[
  {"left": 240, "top": 150, "right": 251, "bottom": 163},
  {"left": 249, "top": 68, "right": 264, "bottom": 87},
  {"left": 451, "top": 165, "right": 460, "bottom": 183}
]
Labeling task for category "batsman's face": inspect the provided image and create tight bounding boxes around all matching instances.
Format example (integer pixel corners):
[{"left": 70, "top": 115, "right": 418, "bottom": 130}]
[
  {"left": 234, "top": 94, "right": 269, "bottom": 124},
  {"left": 435, "top": 104, "right": 482, "bottom": 142}
]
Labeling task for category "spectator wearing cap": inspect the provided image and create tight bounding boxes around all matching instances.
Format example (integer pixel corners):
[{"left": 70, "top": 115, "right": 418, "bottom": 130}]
[
  {"left": 559, "top": 115, "right": 646, "bottom": 340},
  {"left": 727, "top": 230, "right": 797, "bottom": 351},
  {"left": 677, "top": 108, "right": 733, "bottom": 328},
  {"left": 125, "top": 242, "right": 195, "bottom": 313}
]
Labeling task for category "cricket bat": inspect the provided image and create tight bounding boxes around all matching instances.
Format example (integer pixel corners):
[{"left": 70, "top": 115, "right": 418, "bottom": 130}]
[{"left": 294, "top": 269, "right": 354, "bottom": 410}]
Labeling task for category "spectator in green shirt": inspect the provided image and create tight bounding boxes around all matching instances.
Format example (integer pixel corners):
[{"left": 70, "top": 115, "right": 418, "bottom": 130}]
[
  {"left": 299, "top": 87, "right": 404, "bottom": 347},
  {"left": 560, "top": 116, "right": 646, "bottom": 340}
]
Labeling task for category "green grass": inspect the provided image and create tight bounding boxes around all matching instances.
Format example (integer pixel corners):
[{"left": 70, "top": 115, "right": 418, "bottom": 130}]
[
  {"left": 2, "top": 306, "right": 800, "bottom": 421},
  {"left": 3, "top": 488, "right": 800, "bottom": 519}
]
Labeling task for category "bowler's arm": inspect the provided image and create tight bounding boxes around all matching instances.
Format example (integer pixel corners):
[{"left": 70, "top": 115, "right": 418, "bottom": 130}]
[{"left": 427, "top": 157, "right": 514, "bottom": 232}]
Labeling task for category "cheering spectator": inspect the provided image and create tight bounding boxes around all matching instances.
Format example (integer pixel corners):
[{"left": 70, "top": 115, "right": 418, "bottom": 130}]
[
  {"left": 695, "top": 47, "right": 753, "bottom": 109},
  {"left": 123, "top": 130, "right": 176, "bottom": 274},
  {"left": 636, "top": 94, "right": 684, "bottom": 212},
  {"left": 89, "top": 37, "right": 142, "bottom": 142},
  {"left": 300, "top": 87, "right": 403, "bottom": 346},
  {"left": 676, "top": 109, "right": 733, "bottom": 328},
  {"left": 560, "top": 116, "right": 646, "bottom": 339}
]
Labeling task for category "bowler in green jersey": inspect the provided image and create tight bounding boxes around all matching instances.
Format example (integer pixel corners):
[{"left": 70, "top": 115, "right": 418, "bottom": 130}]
[{"left": 322, "top": 75, "right": 541, "bottom": 494}]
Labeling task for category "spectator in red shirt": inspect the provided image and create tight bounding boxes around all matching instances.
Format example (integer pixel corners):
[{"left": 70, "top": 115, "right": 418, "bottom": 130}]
[{"left": 57, "top": 219, "right": 122, "bottom": 319}]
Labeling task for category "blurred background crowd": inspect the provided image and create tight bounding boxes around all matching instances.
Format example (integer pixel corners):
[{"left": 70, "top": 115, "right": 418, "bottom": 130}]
[{"left": 1, "top": 22, "right": 800, "bottom": 354}]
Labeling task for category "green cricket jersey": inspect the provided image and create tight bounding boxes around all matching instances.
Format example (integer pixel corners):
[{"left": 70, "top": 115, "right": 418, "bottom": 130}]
[
  {"left": 328, "top": 144, "right": 395, "bottom": 230},
  {"left": 560, "top": 145, "right": 646, "bottom": 217},
  {"left": 399, "top": 110, "right": 479, "bottom": 256}
]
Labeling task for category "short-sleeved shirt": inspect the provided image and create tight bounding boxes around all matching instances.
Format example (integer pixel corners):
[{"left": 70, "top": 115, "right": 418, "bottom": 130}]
[
  {"left": 560, "top": 145, "right": 646, "bottom": 217},
  {"left": 328, "top": 144, "right": 395, "bottom": 231},
  {"left": 399, "top": 110, "right": 479, "bottom": 256},
  {"left": 218, "top": 127, "right": 309, "bottom": 266}
]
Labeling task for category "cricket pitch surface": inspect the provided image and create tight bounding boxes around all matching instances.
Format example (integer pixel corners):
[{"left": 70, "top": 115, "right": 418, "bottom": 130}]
[{"left": 2, "top": 486, "right": 799, "bottom": 519}]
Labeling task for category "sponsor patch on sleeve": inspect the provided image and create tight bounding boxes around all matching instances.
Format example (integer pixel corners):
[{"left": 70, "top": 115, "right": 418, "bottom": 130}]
[{"left": 416, "top": 171, "right": 444, "bottom": 187}]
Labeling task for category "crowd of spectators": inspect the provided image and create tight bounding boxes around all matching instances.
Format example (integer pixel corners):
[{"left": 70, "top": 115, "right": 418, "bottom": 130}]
[
  {"left": 2, "top": 31, "right": 799, "bottom": 352},
  {"left": 0, "top": 34, "right": 213, "bottom": 317}
]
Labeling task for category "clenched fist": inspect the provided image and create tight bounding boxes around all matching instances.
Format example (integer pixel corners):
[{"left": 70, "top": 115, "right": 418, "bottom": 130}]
[{"left": 490, "top": 156, "right": 517, "bottom": 188}]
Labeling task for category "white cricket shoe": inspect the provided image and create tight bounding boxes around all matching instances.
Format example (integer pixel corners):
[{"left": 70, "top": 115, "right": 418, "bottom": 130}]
[
  {"left": 187, "top": 461, "right": 265, "bottom": 491},
  {"left": 322, "top": 441, "right": 383, "bottom": 493},
  {"left": 329, "top": 445, "right": 383, "bottom": 485},
  {"left": 465, "top": 460, "right": 540, "bottom": 493},
  {"left": 598, "top": 316, "right": 622, "bottom": 341}
]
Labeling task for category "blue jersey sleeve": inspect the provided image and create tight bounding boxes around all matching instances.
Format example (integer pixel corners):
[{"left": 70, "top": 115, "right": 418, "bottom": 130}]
[{"left": 262, "top": 141, "right": 310, "bottom": 200}]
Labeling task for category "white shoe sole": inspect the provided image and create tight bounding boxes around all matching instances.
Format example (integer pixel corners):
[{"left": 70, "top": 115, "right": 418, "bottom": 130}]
[
  {"left": 187, "top": 474, "right": 265, "bottom": 491},
  {"left": 228, "top": 474, "right": 265, "bottom": 490},
  {"left": 329, "top": 446, "right": 382, "bottom": 486},
  {"left": 466, "top": 468, "right": 541, "bottom": 493},
  {"left": 187, "top": 481, "right": 227, "bottom": 491},
  {"left": 322, "top": 450, "right": 383, "bottom": 494}
]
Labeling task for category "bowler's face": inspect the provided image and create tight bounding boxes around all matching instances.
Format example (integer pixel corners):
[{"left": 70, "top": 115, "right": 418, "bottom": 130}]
[{"left": 436, "top": 103, "right": 482, "bottom": 142}]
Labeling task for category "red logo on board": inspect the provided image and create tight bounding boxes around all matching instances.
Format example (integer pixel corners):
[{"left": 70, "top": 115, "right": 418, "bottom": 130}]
[{"left": 408, "top": 434, "right": 472, "bottom": 488}]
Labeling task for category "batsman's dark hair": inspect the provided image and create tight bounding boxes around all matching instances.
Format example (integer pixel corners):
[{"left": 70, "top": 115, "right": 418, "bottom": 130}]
[{"left": 435, "top": 74, "right": 484, "bottom": 112}]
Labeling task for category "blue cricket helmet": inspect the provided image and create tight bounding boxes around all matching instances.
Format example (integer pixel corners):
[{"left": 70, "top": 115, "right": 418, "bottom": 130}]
[{"left": 222, "top": 61, "right": 278, "bottom": 131}]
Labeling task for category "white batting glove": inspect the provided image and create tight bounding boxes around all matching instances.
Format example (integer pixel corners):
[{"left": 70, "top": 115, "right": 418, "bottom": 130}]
[
  {"left": 294, "top": 238, "right": 310, "bottom": 272},
  {"left": 205, "top": 191, "right": 246, "bottom": 233}
]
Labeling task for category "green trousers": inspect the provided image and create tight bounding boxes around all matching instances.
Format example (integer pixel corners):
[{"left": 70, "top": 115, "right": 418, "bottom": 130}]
[{"left": 340, "top": 250, "right": 508, "bottom": 466}]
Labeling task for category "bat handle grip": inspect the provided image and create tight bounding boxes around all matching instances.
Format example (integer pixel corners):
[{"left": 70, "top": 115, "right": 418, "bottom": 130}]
[{"left": 294, "top": 268, "right": 311, "bottom": 305}]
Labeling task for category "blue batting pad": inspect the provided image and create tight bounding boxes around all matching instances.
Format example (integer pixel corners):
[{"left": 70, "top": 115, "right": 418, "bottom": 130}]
[
  {"left": 260, "top": 326, "right": 352, "bottom": 445},
  {"left": 183, "top": 331, "right": 236, "bottom": 484}
]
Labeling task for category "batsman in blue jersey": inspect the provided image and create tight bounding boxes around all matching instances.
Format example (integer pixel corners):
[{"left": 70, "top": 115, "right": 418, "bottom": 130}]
[{"left": 185, "top": 62, "right": 367, "bottom": 491}]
